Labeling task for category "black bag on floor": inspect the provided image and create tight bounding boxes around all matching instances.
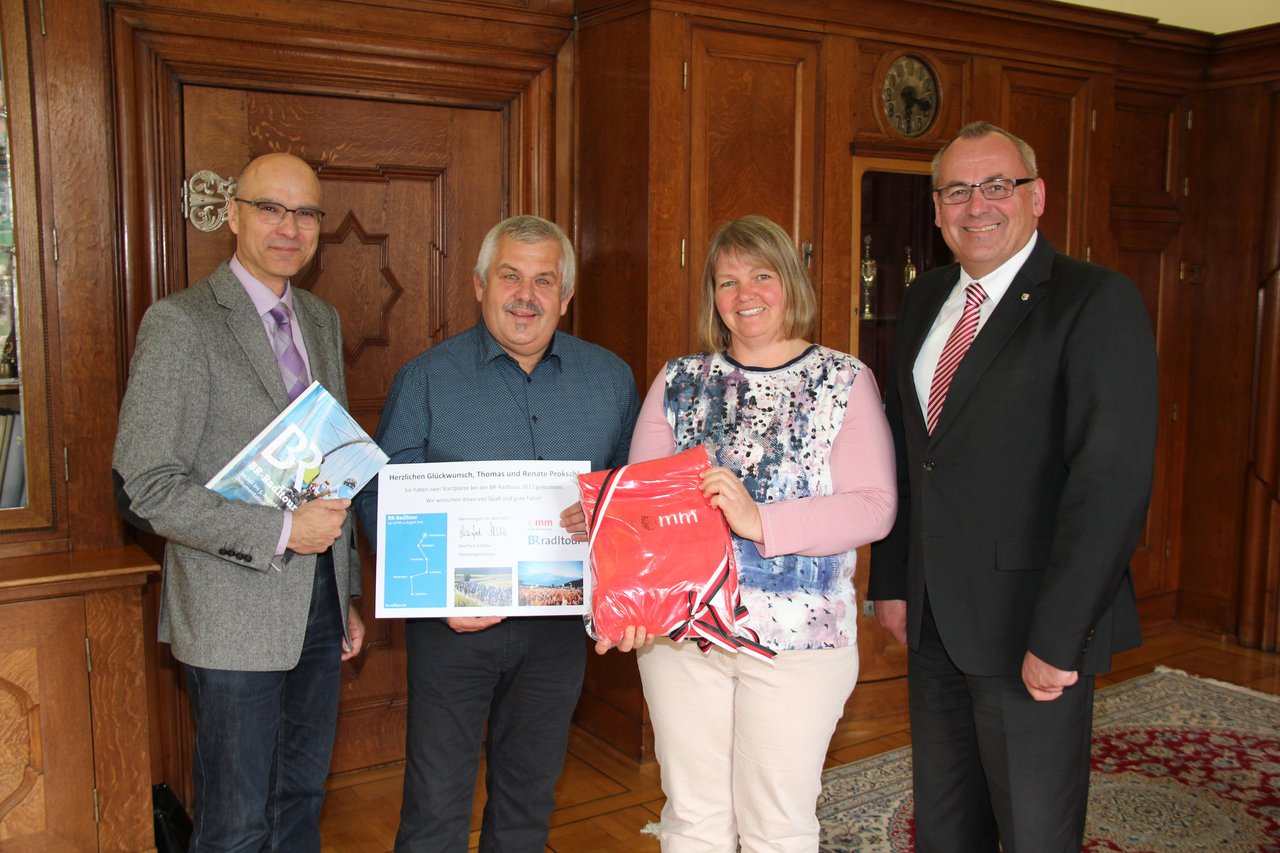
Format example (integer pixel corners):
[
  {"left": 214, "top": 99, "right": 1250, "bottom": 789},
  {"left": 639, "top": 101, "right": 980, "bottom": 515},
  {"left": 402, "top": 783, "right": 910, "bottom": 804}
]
[{"left": 153, "top": 783, "right": 192, "bottom": 853}]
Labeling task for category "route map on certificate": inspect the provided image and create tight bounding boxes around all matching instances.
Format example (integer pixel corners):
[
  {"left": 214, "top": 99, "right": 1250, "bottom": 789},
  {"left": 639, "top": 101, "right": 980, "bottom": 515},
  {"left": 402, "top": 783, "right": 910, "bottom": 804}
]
[{"left": 374, "top": 460, "right": 590, "bottom": 618}]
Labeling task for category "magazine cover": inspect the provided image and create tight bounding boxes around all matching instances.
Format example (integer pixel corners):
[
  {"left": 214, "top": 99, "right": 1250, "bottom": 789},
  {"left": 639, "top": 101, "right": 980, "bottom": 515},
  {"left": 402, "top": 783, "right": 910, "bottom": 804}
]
[{"left": 205, "top": 381, "right": 388, "bottom": 510}]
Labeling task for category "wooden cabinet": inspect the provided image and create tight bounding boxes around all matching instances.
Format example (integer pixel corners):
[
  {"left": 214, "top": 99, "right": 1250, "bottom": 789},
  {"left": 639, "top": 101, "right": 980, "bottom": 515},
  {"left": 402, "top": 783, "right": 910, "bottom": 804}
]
[
  {"left": 575, "top": 5, "right": 846, "bottom": 760},
  {"left": 0, "top": 0, "right": 65, "bottom": 554},
  {"left": 978, "top": 60, "right": 1098, "bottom": 256},
  {"left": 576, "top": 7, "right": 833, "bottom": 385},
  {"left": 0, "top": 547, "right": 157, "bottom": 852},
  {"left": 1108, "top": 84, "right": 1195, "bottom": 622}
]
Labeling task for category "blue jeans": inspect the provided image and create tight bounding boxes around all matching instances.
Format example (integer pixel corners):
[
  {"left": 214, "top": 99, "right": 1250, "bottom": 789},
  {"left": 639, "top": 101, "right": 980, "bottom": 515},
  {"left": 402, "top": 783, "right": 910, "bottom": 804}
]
[
  {"left": 395, "top": 616, "right": 587, "bottom": 853},
  {"left": 184, "top": 551, "right": 343, "bottom": 853}
]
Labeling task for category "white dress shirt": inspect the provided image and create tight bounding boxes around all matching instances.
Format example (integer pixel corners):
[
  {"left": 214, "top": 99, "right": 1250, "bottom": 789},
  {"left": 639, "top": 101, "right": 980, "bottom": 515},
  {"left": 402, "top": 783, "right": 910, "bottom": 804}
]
[{"left": 912, "top": 232, "right": 1039, "bottom": 418}]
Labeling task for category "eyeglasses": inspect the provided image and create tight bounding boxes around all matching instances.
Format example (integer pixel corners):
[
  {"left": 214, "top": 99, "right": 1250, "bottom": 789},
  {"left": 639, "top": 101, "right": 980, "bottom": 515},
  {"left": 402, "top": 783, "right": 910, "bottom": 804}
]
[
  {"left": 234, "top": 198, "right": 326, "bottom": 229},
  {"left": 933, "top": 177, "right": 1035, "bottom": 205}
]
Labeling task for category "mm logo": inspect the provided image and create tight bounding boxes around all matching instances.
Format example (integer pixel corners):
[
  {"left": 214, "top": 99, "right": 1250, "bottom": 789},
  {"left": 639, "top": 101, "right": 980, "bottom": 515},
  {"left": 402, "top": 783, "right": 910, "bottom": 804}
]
[
  {"left": 529, "top": 518, "right": 555, "bottom": 530},
  {"left": 640, "top": 509, "right": 699, "bottom": 530}
]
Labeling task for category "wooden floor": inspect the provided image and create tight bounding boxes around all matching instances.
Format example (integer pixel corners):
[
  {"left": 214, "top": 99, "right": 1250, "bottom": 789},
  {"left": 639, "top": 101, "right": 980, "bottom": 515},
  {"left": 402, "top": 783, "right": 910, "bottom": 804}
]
[{"left": 318, "top": 625, "right": 1280, "bottom": 852}]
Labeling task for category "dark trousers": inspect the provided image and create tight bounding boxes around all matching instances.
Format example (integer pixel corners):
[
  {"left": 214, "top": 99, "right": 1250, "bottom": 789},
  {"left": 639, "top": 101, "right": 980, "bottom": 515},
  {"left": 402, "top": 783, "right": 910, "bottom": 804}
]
[
  {"left": 908, "top": 598, "right": 1094, "bottom": 853},
  {"left": 395, "top": 616, "right": 587, "bottom": 853},
  {"left": 184, "top": 551, "right": 342, "bottom": 853}
]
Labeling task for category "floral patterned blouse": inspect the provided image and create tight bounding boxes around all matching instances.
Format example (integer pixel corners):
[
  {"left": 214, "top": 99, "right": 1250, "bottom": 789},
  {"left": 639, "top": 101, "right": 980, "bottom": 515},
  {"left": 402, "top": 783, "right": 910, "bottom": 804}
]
[{"left": 629, "top": 344, "right": 897, "bottom": 651}]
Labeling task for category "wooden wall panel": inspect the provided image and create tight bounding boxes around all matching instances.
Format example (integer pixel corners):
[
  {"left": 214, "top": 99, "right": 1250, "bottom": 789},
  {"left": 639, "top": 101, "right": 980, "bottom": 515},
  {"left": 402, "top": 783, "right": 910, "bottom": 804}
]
[
  {"left": 994, "top": 64, "right": 1093, "bottom": 256},
  {"left": 1112, "top": 88, "right": 1183, "bottom": 209},
  {"left": 574, "top": 9, "right": 652, "bottom": 385},
  {"left": 1179, "top": 83, "right": 1271, "bottom": 633},
  {"left": 688, "top": 24, "right": 820, "bottom": 344},
  {"left": 84, "top": 584, "right": 155, "bottom": 852},
  {"left": 1109, "top": 85, "right": 1193, "bottom": 617},
  {"left": 0, "top": 598, "right": 96, "bottom": 851},
  {"left": 1112, "top": 219, "right": 1182, "bottom": 600},
  {"left": 1233, "top": 80, "right": 1280, "bottom": 650},
  {"left": 572, "top": 10, "right": 658, "bottom": 761},
  {"left": 646, "top": 9, "right": 697, "bottom": 382}
]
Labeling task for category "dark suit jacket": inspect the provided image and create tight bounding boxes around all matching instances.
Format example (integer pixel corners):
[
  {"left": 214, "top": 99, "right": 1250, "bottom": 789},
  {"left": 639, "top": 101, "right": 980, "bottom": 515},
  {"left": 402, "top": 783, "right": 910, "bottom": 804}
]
[
  {"left": 113, "top": 262, "right": 360, "bottom": 671},
  {"left": 868, "top": 235, "right": 1157, "bottom": 676}
]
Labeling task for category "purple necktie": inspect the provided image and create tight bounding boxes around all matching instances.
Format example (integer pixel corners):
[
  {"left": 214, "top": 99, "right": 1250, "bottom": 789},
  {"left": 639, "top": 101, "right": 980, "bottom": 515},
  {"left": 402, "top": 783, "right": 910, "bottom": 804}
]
[
  {"left": 268, "top": 302, "right": 310, "bottom": 401},
  {"left": 926, "top": 282, "right": 987, "bottom": 435}
]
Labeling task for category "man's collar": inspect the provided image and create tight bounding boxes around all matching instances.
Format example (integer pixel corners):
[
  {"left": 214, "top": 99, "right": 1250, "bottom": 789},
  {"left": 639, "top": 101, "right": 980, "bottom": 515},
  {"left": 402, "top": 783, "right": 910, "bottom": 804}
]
[
  {"left": 229, "top": 254, "right": 293, "bottom": 316},
  {"left": 474, "top": 318, "right": 561, "bottom": 370}
]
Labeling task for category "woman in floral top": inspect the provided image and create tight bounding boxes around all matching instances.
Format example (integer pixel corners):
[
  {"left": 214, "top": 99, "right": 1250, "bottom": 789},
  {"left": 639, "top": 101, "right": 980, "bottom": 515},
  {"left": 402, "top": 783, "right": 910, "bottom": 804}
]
[{"left": 627, "top": 215, "right": 896, "bottom": 852}]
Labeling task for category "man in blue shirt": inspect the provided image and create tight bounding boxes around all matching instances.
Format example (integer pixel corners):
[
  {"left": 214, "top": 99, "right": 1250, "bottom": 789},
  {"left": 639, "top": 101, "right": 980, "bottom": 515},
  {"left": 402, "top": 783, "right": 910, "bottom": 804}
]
[{"left": 356, "top": 215, "right": 638, "bottom": 853}]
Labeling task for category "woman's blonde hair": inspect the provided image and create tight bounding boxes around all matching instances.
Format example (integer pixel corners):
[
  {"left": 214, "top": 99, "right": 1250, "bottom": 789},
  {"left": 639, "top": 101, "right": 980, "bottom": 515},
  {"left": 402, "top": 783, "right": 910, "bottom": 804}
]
[{"left": 696, "top": 215, "right": 816, "bottom": 353}]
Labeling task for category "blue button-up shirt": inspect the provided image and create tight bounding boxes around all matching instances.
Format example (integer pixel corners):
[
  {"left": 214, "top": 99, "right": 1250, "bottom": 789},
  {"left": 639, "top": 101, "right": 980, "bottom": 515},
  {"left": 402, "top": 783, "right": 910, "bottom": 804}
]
[{"left": 355, "top": 321, "right": 638, "bottom": 544}]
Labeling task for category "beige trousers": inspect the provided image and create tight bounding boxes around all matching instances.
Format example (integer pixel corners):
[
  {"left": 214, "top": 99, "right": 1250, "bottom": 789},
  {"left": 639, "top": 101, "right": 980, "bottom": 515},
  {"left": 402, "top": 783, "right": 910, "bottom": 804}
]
[{"left": 637, "top": 639, "right": 859, "bottom": 853}]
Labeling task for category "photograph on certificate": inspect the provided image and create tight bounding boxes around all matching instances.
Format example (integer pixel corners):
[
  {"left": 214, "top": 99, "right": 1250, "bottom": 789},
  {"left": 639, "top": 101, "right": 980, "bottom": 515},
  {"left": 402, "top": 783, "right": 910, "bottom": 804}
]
[{"left": 375, "top": 460, "right": 590, "bottom": 617}]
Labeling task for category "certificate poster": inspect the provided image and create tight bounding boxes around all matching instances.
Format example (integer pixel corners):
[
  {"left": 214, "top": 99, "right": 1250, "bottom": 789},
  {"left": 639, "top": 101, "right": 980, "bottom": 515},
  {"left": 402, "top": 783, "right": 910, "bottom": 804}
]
[{"left": 374, "top": 460, "right": 590, "bottom": 618}]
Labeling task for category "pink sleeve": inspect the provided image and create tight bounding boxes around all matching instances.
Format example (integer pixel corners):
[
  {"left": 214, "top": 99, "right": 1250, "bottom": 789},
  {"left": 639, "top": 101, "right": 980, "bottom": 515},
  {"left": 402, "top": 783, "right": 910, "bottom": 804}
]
[
  {"left": 628, "top": 370, "right": 677, "bottom": 464},
  {"left": 756, "top": 366, "right": 898, "bottom": 558}
]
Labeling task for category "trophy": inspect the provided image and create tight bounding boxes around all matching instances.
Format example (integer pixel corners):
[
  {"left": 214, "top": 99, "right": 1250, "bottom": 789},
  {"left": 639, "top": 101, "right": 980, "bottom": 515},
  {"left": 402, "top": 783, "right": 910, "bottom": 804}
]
[
  {"left": 903, "top": 246, "right": 917, "bottom": 289},
  {"left": 860, "top": 235, "right": 877, "bottom": 320}
]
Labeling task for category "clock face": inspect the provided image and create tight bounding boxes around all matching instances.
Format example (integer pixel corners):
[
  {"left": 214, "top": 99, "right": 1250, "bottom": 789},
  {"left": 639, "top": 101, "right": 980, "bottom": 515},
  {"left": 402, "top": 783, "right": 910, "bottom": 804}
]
[{"left": 882, "top": 56, "right": 938, "bottom": 138}]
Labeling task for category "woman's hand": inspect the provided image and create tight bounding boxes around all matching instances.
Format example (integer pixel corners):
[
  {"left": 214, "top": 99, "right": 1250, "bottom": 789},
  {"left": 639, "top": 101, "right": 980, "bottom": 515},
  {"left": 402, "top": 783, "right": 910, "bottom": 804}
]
[
  {"left": 701, "top": 466, "right": 763, "bottom": 542},
  {"left": 594, "top": 625, "right": 654, "bottom": 655}
]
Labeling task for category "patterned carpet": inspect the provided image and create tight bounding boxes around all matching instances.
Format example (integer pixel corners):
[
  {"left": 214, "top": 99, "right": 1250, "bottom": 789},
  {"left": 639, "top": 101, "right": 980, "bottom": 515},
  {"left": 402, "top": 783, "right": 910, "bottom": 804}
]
[{"left": 817, "top": 668, "right": 1280, "bottom": 852}]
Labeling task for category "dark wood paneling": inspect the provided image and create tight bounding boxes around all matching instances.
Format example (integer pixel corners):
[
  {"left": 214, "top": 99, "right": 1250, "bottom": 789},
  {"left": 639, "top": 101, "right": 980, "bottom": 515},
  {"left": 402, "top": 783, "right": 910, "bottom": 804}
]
[
  {"left": 573, "top": 9, "right": 652, "bottom": 385},
  {"left": 85, "top": 585, "right": 156, "bottom": 851},
  {"left": 688, "top": 23, "right": 820, "bottom": 342},
  {"left": 1108, "top": 85, "right": 1193, "bottom": 609},
  {"left": 1112, "top": 88, "right": 1183, "bottom": 210},
  {"left": 1236, "top": 84, "right": 1280, "bottom": 651},
  {"left": 993, "top": 62, "right": 1093, "bottom": 255},
  {"left": 0, "top": 597, "right": 97, "bottom": 850},
  {"left": 1179, "top": 83, "right": 1272, "bottom": 633}
]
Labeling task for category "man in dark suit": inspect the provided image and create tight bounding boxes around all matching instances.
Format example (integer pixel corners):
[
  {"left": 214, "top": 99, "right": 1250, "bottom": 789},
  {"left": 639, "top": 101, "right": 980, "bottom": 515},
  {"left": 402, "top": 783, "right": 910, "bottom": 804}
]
[
  {"left": 113, "top": 152, "right": 363, "bottom": 851},
  {"left": 868, "top": 122, "right": 1158, "bottom": 853}
]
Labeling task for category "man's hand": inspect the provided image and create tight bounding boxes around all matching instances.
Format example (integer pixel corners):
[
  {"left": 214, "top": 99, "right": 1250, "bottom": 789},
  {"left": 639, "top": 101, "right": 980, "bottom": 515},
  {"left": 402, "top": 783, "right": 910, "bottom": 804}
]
[
  {"left": 445, "top": 616, "right": 504, "bottom": 633},
  {"left": 701, "top": 467, "right": 763, "bottom": 542},
  {"left": 1022, "top": 649, "right": 1078, "bottom": 701},
  {"left": 289, "top": 498, "right": 350, "bottom": 554},
  {"left": 560, "top": 501, "right": 588, "bottom": 542},
  {"left": 342, "top": 606, "right": 365, "bottom": 661},
  {"left": 874, "top": 599, "right": 908, "bottom": 645},
  {"left": 594, "top": 625, "right": 654, "bottom": 656}
]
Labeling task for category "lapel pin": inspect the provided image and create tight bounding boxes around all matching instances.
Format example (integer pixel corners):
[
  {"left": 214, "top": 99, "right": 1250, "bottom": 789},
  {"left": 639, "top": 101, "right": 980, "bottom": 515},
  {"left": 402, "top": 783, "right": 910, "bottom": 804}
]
[{"left": 1020, "top": 292, "right": 1030, "bottom": 301}]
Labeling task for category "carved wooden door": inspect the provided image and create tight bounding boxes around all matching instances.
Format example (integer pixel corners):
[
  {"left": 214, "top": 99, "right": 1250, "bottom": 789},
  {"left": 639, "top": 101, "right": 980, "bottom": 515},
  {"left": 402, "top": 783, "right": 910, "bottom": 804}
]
[
  {"left": 181, "top": 86, "right": 503, "bottom": 774},
  {"left": 0, "top": 597, "right": 95, "bottom": 851}
]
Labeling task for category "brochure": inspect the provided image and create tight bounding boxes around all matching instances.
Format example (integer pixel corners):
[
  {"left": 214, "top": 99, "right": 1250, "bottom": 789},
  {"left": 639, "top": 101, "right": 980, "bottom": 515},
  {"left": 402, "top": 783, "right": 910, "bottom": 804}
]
[{"left": 206, "top": 380, "right": 388, "bottom": 510}]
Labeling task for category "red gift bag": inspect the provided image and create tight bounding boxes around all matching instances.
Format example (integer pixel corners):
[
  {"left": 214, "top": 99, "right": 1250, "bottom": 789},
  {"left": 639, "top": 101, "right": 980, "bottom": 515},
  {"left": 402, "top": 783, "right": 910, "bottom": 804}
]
[{"left": 578, "top": 446, "right": 773, "bottom": 660}]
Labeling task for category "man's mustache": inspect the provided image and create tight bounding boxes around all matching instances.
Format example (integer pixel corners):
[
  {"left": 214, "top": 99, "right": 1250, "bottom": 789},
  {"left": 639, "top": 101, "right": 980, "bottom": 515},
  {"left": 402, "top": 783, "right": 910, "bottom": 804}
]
[{"left": 503, "top": 301, "right": 544, "bottom": 316}]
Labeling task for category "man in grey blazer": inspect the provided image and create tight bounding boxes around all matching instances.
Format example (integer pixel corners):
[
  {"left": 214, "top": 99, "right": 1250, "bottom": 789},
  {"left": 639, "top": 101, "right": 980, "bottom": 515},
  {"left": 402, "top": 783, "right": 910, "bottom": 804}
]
[
  {"left": 869, "top": 123, "right": 1158, "bottom": 852},
  {"left": 113, "top": 152, "right": 363, "bottom": 852}
]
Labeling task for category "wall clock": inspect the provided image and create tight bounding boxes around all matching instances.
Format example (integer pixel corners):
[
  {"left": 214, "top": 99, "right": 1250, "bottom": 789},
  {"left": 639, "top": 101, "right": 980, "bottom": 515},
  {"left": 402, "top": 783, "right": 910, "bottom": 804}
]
[{"left": 882, "top": 56, "right": 938, "bottom": 138}]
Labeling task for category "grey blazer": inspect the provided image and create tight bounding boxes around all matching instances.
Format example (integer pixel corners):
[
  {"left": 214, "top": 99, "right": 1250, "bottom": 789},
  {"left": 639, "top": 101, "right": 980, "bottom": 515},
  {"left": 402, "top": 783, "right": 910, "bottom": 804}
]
[{"left": 113, "top": 262, "right": 360, "bottom": 670}]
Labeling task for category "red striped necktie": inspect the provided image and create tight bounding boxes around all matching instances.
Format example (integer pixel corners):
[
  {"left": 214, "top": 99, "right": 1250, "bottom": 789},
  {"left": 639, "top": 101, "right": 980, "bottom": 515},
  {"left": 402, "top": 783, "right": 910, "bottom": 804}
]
[{"left": 925, "top": 282, "right": 987, "bottom": 434}]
